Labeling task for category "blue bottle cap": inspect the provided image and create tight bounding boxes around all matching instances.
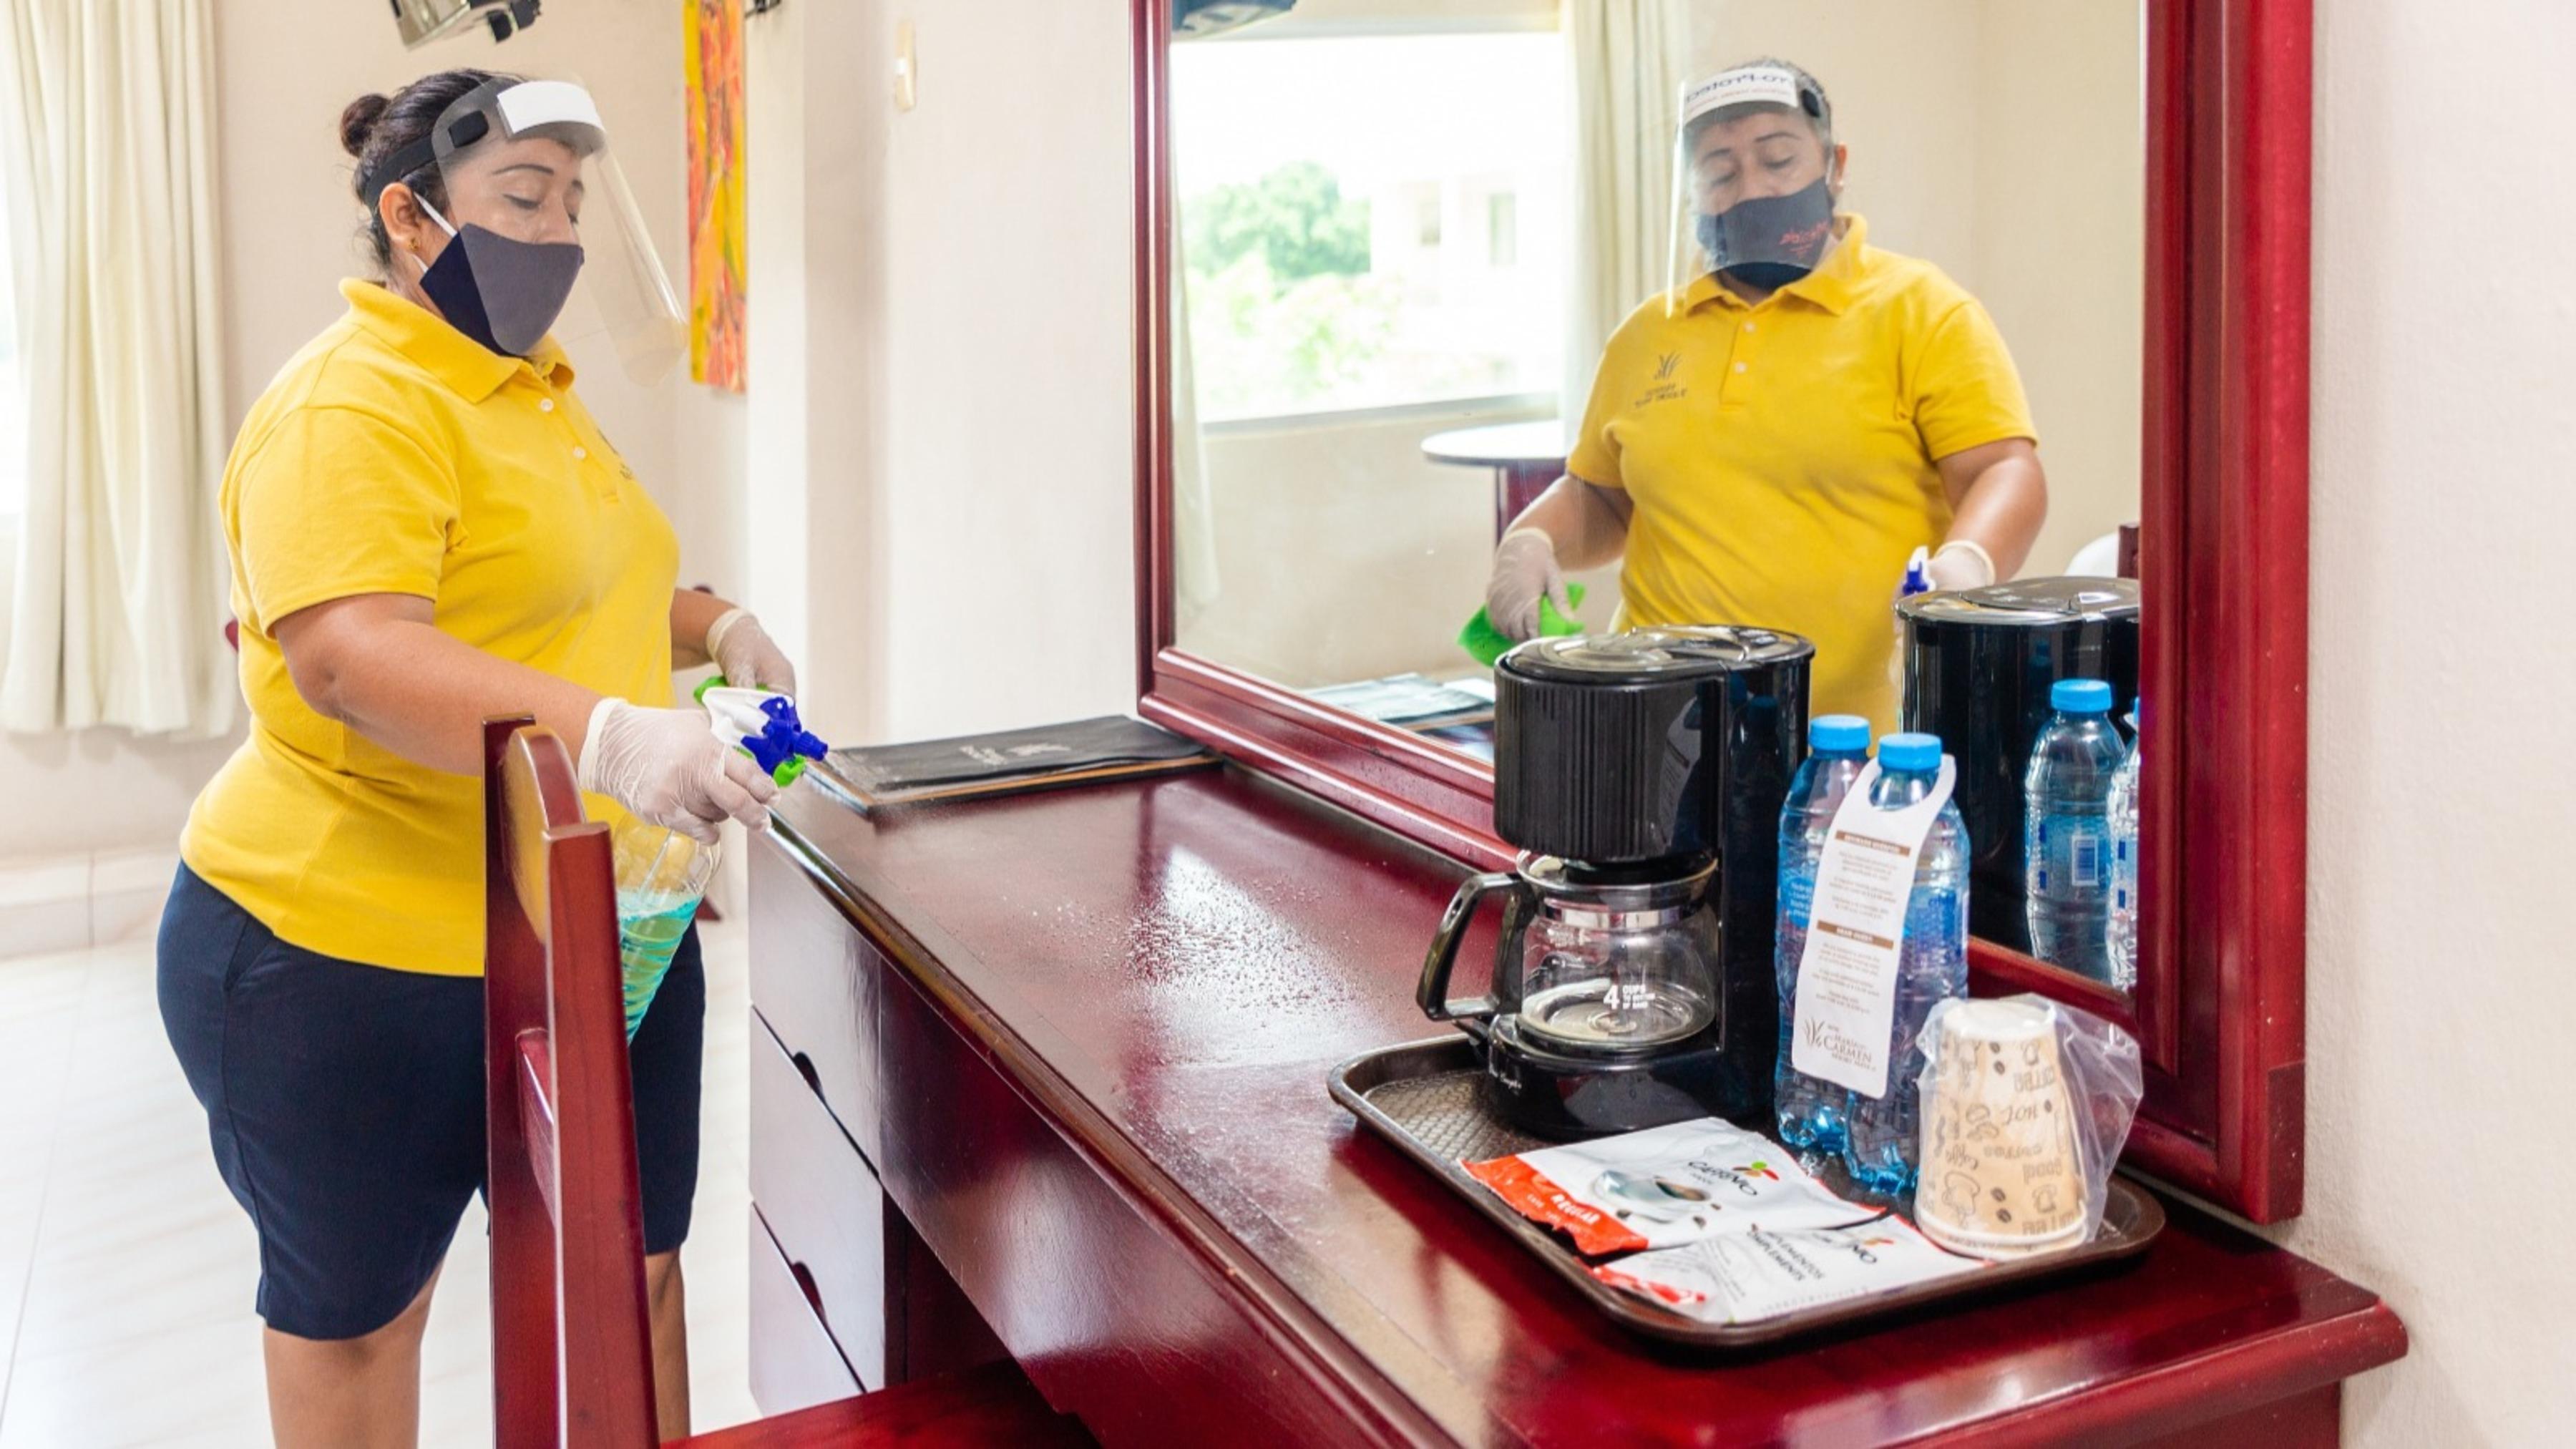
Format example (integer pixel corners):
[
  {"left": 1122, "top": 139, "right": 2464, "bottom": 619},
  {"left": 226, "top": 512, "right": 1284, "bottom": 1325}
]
[
  {"left": 1810, "top": 714, "right": 1871, "bottom": 753},
  {"left": 2051, "top": 678, "right": 2114, "bottom": 713},
  {"left": 1879, "top": 732, "right": 1943, "bottom": 772}
]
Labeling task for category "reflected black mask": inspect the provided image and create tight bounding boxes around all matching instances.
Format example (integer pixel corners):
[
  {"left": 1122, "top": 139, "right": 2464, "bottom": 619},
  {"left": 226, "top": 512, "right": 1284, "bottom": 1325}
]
[{"left": 1696, "top": 177, "right": 1837, "bottom": 291}]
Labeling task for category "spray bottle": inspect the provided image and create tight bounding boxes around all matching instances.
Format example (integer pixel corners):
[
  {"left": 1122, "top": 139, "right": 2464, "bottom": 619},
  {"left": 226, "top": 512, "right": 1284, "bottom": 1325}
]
[
  {"left": 1890, "top": 545, "right": 1936, "bottom": 694},
  {"left": 612, "top": 680, "right": 829, "bottom": 1038}
]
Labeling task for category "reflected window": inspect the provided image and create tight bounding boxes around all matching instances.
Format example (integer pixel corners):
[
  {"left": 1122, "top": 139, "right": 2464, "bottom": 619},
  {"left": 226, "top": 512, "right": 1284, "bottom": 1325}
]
[{"left": 1171, "top": 31, "right": 1568, "bottom": 421}]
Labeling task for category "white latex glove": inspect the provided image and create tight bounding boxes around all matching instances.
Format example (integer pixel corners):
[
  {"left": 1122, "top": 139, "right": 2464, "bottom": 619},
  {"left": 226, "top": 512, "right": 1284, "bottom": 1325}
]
[
  {"left": 578, "top": 698, "right": 776, "bottom": 844},
  {"left": 705, "top": 608, "right": 799, "bottom": 696},
  {"left": 1487, "top": 528, "right": 1572, "bottom": 643},
  {"left": 1925, "top": 540, "right": 1997, "bottom": 592}
]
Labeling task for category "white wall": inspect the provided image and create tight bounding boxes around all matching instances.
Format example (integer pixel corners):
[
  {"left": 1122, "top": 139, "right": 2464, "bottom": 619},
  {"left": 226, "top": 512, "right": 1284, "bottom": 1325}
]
[
  {"left": 2272, "top": 0, "right": 2576, "bottom": 1442},
  {"left": 1969, "top": 0, "right": 2143, "bottom": 577},
  {"left": 737, "top": 0, "right": 1136, "bottom": 748},
  {"left": 1177, "top": 401, "right": 1585, "bottom": 688}
]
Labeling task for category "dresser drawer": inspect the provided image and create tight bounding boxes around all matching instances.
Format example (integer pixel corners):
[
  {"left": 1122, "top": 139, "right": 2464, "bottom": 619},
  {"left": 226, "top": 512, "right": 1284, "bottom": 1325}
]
[
  {"left": 751, "top": 839, "right": 884, "bottom": 1161},
  {"left": 751, "top": 1009, "right": 889, "bottom": 1387},
  {"left": 748, "top": 1205, "right": 861, "bottom": 1418}
]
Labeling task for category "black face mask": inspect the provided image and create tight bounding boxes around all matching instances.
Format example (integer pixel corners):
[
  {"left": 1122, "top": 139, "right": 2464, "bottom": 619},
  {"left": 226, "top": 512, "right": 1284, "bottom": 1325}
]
[
  {"left": 1696, "top": 177, "right": 1837, "bottom": 291},
  {"left": 412, "top": 205, "right": 584, "bottom": 357}
]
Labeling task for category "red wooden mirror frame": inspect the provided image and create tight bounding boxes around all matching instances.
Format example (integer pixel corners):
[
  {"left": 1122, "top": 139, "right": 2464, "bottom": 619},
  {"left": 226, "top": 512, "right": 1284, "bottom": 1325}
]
[{"left": 1131, "top": 0, "right": 2311, "bottom": 1223}]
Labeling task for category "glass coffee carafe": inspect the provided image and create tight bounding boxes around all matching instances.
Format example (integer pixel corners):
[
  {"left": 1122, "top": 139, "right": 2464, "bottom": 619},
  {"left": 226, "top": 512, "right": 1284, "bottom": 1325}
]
[{"left": 1420, "top": 854, "right": 1722, "bottom": 1057}]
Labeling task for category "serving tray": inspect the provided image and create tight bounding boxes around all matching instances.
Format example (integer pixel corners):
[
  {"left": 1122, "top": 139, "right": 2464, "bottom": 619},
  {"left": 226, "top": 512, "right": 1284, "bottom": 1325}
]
[{"left": 1329, "top": 1035, "right": 2165, "bottom": 1347}]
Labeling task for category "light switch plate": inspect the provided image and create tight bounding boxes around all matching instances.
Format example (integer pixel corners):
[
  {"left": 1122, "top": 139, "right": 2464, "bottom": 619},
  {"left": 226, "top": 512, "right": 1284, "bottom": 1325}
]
[{"left": 894, "top": 20, "right": 917, "bottom": 112}]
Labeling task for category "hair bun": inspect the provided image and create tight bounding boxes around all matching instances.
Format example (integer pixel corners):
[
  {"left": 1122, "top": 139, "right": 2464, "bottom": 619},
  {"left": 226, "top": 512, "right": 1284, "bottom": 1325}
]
[{"left": 339, "top": 94, "right": 391, "bottom": 159}]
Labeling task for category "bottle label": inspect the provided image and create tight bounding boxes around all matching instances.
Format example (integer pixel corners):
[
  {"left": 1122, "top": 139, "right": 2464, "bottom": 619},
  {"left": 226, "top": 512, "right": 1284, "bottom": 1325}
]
[{"left": 1790, "top": 758, "right": 1958, "bottom": 1101}]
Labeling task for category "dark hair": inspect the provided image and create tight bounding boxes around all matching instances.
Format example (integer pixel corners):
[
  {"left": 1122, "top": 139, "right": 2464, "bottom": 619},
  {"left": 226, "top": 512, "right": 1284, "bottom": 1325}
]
[{"left": 338, "top": 69, "right": 518, "bottom": 270}]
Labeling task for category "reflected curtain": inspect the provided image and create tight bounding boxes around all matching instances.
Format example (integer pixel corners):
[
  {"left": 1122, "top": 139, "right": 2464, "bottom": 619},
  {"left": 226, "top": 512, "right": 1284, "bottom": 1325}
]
[
  {"left": 1562, "top": 0, "right": 1690, "bottom": 438},
  {"left": 0, "top": 0, "right": 233, "bottom": 736},
  {"left": 1171, "top": 225, "right": 1221, "bottom": 630}
]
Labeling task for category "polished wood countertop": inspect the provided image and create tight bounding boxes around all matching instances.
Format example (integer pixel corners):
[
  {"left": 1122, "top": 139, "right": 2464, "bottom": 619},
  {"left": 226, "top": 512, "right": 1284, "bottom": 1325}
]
[{"left": 761, "top": 764, "right": 2402, "bottom": 1446}]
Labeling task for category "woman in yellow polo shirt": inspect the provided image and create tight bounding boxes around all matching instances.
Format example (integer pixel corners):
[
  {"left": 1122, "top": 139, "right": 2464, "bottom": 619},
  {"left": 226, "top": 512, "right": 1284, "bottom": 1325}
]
[
  {"left": 155, "top": 70, "right": 791, "bottom": 1445},
  {"left": 1487, "top": 59, "right": 2047, "bottom": 734}
]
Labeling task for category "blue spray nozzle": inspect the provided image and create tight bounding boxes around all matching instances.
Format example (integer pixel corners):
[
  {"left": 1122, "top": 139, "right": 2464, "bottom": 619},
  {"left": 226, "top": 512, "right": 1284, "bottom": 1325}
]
[
  {"left": 1899, "top": 545, "right": 1936, "bottom": 597},
  {"left": 739, "top": 694, "right": 829, "bottom": 785},
  {"left": 698, "top": 678, "right": 831, "bottom": 786}
]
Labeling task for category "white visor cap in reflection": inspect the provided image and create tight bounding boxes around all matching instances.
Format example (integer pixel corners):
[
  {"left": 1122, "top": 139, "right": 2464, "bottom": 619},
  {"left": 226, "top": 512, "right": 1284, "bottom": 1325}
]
[{"left": 1680, "top": 66, "right": 1812, "bottom": 129}]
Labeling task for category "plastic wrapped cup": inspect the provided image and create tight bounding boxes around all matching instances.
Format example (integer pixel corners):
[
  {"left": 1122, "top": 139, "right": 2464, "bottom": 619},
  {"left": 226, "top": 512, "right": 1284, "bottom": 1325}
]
[
  {"left": 1914, "top": 998, "right": 2087, "bottom": 1258},
  {"left": 611, "top": 819, "right": 719, "bottom": 1040}
]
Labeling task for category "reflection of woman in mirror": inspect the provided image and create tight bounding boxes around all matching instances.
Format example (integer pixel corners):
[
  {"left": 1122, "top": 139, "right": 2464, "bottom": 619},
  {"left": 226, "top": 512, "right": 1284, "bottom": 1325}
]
[{"left": 1486, "top": 59, "right": 2047, "bottom": 736}]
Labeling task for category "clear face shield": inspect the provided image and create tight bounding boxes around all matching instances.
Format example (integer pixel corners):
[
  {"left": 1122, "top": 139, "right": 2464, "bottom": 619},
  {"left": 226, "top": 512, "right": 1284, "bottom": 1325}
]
[
  {"left": 382, "top": 77, "right": 686, "bottom": 383},
  {"left": 1667, "top": 65, "right": 1843, "bottom": 314}
]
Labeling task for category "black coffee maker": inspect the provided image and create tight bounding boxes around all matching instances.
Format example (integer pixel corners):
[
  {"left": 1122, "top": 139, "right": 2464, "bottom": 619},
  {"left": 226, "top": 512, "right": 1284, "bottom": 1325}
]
[
  {"left": 1418, "top": 627, "right": 1812, "bottom": 1138},
  {"left": 1898, "top": 577, "right": 2140, "bottom": 952}
]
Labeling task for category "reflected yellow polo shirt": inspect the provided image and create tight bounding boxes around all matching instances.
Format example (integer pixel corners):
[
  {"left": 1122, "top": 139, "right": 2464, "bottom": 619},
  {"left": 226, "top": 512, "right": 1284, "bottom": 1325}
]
[
  {"left": 182, "top": 280, "right": 678, "bottom": 976},
  {"left": 1568, "top": 215, "right": 2035, "bottom": 734}
]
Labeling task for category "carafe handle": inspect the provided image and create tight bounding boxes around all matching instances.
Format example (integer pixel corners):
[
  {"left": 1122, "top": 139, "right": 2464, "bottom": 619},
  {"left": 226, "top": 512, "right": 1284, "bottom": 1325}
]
[{"left": 1419, "top": 871, "right": 1524, "bottom": 1023}]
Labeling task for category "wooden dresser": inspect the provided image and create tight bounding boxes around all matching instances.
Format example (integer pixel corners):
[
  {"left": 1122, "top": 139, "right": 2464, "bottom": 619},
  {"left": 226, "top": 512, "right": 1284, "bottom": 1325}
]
[{"left": 745, "top": 766, "right": 2404, "bottom": 1445}]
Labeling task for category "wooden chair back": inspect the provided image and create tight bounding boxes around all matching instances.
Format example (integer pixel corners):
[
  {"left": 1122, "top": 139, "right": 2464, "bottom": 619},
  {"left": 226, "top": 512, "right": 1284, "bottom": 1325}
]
[{"left": 484, "top": 715, "right": 660, "bottom": 1448}]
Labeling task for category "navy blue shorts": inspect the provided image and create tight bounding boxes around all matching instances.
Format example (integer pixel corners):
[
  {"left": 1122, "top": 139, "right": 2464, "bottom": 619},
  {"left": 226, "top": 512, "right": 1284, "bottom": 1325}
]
[{"left": 156, "top": 865, "right": 703, "bottom": 1341}]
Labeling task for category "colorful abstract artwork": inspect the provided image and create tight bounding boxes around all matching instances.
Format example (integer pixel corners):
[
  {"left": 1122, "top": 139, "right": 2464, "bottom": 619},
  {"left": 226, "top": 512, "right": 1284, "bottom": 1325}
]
[{"left": 686, "top": 0, "right": 746, "bottom": 391}]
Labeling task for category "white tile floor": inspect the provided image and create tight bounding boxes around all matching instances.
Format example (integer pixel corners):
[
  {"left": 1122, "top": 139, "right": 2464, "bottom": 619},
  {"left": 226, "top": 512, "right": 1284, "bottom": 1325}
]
[{"left": 0, "top": 914, "right": 762, "bottom": 1447}]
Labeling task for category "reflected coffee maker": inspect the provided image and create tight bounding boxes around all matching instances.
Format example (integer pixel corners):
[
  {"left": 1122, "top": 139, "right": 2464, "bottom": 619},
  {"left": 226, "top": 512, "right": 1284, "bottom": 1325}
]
[
  {"left": 1418, "top": 627, "right": 1812, "bottom": 1138},
  {"left": 1899, "top": 577, "right": 2140, "bottom": 954}
]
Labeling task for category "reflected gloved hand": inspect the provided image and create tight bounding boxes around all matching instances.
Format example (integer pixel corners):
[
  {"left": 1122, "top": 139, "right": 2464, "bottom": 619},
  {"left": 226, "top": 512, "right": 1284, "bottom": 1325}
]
[
  {"left": 706, "top": 608, "right": 799, "bottom": 696},
  {"left": 1486, "top": 528, "right": 1571, "bottom": 642},
  {"left": 1926, "top": 540, "right": 1998, "bottom": 593},
  {"left": 578, "top": 698, "right": 777, "bottom": 845}
]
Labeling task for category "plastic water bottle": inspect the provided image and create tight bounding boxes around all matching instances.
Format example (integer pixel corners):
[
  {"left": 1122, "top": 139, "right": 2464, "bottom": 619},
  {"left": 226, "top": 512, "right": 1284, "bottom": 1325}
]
[
  {"left": 2106, "top": 705, "right": 2142, "bottom": 990},
  {"left": 612, "top": 819, "right": 721, "bottom": 1040},
  {"left": 1840, "top": 732, "right": 1971, "bottom": 1195},
  {"left": 1775, "top": 714, "right": 1874, "bottom": 1152},
  {"left": 2024, "top": 679, "right": 2127, "bottom": 981}
]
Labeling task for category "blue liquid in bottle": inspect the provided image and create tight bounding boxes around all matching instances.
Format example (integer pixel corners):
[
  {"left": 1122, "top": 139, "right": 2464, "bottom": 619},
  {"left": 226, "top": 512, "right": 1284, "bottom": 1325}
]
[
  {"left": 618, "top": 892, "right": 704, "bottom": 1040},
  {"left": 1775, "top": 714, "right": 1873, "bottom": 1152},
  {"left": 1840, "top": 733, "right": 1971, "bottom": 1195}
]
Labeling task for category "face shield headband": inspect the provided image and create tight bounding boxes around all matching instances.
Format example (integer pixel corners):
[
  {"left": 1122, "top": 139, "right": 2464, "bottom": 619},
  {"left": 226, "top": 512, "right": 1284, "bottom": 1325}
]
[{"left": 358, "top": 78, "right": 696, "bottom": 371}]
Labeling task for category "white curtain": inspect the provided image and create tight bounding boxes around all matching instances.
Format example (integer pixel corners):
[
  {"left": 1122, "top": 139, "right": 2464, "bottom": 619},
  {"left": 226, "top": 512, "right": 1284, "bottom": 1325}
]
[
  {"left": 1562, "top": 0, "right": 1691, "bottom": 436},
  {"left": 1169, "top": 195, "right": 1220, "bottom": 632},
  {"left": 0, "top": 0, "right": 233, "bottom": 736}
]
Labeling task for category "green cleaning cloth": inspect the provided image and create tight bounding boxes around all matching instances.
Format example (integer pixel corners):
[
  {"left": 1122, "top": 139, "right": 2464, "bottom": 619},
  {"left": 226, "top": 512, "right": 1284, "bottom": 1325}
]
[{"left": 1459, "top": 583, "right": 1586, "bottom": 667}]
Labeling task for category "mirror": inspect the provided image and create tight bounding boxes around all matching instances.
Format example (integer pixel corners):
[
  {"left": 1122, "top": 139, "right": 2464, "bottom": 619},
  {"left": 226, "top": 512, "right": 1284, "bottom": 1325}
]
[{"left": 1168, "top": 0, "right": 2146, "bottom": 992}]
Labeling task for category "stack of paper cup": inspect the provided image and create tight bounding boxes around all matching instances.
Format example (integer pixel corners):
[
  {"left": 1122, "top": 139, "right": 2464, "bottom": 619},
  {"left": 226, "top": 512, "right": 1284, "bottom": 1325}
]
[{"left": 1914, "top": 998, "right": 2089, "bottom": 1259}]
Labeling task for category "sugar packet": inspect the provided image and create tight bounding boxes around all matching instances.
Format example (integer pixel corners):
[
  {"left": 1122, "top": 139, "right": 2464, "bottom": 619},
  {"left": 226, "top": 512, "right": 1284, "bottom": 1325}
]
[
  {"left": 1589, "top": 1218, "right": 1985, "bottom": 1324},
  {"left": 1462, "top": 1117, "right": 1870, "bottom": 1256}
]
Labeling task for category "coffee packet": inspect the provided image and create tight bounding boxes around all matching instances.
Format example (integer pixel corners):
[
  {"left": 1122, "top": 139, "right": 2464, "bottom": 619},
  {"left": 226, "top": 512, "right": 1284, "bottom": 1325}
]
[
  {"left": 1589, "top": 1218, "right": 1984, "bottom": 1324},
  {"left": 1463, "top": 1117, "right": 1871, "bottom": 1256}
]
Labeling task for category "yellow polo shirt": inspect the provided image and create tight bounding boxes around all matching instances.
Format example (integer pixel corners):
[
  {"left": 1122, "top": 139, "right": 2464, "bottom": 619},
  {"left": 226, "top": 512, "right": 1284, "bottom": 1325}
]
[
  {"left": 182, "top": 279, "right": 678, "bottom": 976},
  {"left": 1568, "top": 215, "right": 2035, "bottom": 734}
]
